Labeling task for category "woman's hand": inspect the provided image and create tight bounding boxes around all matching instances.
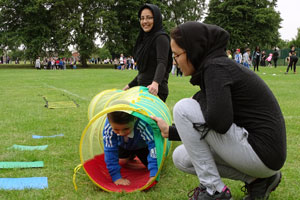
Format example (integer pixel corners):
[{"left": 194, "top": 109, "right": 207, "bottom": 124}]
[
  {"left": 114, "top": 178, "right": 130, "bottom": 186},
  {"left": 151, "top": 116, "right": 169, "bottom": 138},
  {"left": 147, "top": 81, "right": 159, "bottom": 96},
  {"left": 123, "top": 84, "right": 130, "bottom": 91}
]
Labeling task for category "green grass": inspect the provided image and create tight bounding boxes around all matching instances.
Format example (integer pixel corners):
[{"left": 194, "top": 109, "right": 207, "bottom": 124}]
[{"left": 0, "top": 66, "right": 299, "bottom": 199}]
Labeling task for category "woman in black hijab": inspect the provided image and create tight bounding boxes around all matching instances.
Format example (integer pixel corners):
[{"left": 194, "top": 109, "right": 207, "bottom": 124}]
[
  {"left": 152, "top": 22, "right": 286, "bottom": 200},
  {"left": 123, "top": 4, "right": 172, "bottom": 102}
]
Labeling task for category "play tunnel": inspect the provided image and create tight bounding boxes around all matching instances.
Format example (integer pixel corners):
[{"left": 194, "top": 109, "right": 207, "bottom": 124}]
[{"left": 74, "top": 86, "right": 172, "bottom": 192}]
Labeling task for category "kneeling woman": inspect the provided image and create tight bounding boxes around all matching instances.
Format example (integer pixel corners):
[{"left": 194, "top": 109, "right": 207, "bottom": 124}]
[{"left": 152, "top": 22, "right": 286, "bottom": 200}]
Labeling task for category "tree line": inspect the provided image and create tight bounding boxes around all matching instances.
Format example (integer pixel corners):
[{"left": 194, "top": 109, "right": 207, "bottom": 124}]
[{"left": 0, "top": 0, "right": 294, "bottom": 67}]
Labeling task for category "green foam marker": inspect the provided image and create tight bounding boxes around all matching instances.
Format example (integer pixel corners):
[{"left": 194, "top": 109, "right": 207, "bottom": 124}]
[
  {"left": 0, "top": 161, "right": 44, "bottom": 169},
  {"left": 10, "top": 144, "right": 48, "bottom": 151}
]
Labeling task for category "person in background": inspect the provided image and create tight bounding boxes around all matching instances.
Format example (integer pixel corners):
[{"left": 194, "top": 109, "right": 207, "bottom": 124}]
[
  {"left": 266, "top": 53, "right": 273, "bottom": 67},
  {"left": 73, "top": 59, "right": 77, "bottom": 69},
  {"left": 123, "top": 4, "right": 172, "bottom": 102},
  {"left": 272, "top": 48, "right": 279, "bottom": 68},
  {"left": 35, "top": 57, "right": 41, "bottom": 70},
  {"left": 47, "top": 59, "right": 52, "bottom": 70},
  {"left": 234, "top": 49, "right": 242, "bottom": 64},
  {"left": 176, "top": 64, "right": 183, "bottom": 77},
  {"left": 171, "top": 59, "right": 177, "bottom": 75},
  {"left": 226, "top": 50, "right": 232, "bottom": 59},
  {"left": 119, "top": 54, "right": 124, "bottom": 70},
  {"left": 152, "top": 22, "right": 286, "bottom": 200},
  {"left": 242, "top": 48, "right": 251, "bottom": 68},
  {"left": 252, "top": 46, "right": 261, "bottom": 72},
  {"left": 51, "top": 58, "right": 56, "bottom": 70},
  {"left": 285, "top": 45, "right": 298, "bottom": 74},
  {"left": 131, "top": 56, "right": 136, "bottom": 70},
  {"left": 113, "top": 58, "right": 119, "bottom": 69},
  {"left": 260, "top": 51, "right": 266, "bottom": 67}
]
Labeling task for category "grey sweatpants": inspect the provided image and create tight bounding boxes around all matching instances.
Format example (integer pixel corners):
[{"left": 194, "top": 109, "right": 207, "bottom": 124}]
[{"left": 172, "top": 98, "right": 277, "bottom": 194}]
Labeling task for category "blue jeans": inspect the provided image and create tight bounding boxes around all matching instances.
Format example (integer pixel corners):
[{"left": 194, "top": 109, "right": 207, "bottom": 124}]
[{"left": 243, "top": 62, "right": 250, "bottom": 68}]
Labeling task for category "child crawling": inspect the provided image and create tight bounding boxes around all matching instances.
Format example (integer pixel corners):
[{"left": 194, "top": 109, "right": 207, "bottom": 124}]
[{"left": 103, "top": 111, "right": 157, "bottom": 186}]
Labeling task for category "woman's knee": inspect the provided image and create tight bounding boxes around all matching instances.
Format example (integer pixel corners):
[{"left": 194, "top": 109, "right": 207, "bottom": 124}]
[
  {"left": 173, "top": 98, "right": 205, "bottom": 124},
  {"left": 172, "top": 144, "right": 192, "bottom": 171},
  {"left": 174, "top": 98, "right": 194, "bottom": 113}
]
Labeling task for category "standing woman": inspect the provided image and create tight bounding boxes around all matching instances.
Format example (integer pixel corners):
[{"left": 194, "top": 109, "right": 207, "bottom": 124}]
[
  {"left": 152, "top": 22, "right": 286, "bottom": 200},
  {"left": 252, "top": 46, "right": 261, "bottom": 71},
  {"left": 123, "top": 4, "right": 172, "bottom": 102}
]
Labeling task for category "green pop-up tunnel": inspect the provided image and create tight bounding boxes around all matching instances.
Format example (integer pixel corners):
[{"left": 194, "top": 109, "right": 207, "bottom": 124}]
[{"left": 73, "top": 86, "right": 172, "bottom": 192}]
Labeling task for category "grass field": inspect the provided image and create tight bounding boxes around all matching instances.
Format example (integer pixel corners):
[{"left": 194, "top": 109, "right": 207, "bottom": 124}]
[{"left": 0, "top": 66, "right": 299, "bottom": 200}]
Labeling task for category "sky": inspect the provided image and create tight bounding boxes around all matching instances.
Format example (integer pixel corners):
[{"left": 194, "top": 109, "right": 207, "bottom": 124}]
[{"left": 276, "top": 0, "right": 300, "bottom": 41}]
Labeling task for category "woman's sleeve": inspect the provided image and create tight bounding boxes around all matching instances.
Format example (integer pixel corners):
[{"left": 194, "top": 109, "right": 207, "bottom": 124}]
[
  {"left": 153, "top": 35, "right": 170, "bottom": 84},
  {"left": 103, "top": 123, "right": 122, "bottom": 182},
  {"left": 204, "top": 65, "right": 233, "bottom": 134},
  {"left": 128, "top": 75, "right": 138, "bottom": 88},
  {"left": 168, "top": 124, "right": 181, "bottom": 141}
]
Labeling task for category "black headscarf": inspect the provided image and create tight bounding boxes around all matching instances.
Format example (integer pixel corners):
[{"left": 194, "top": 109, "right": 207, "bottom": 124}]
[
  {"left": 134, "top": 4, "right": 170, "bottom": 73},
  {"left": 175, "top": 22, "right": 229, "bottom": 85}
]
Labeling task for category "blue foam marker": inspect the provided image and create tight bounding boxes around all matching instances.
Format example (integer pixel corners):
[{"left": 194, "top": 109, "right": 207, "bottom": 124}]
[
  {"left": 32, "top": 133, "right": 64, "bottom": 139},
  {"left": 0, "top": 161, "right": 44, "bottom": 169},
  {"left": 10, "top": 144, "right": 48, "bottom": 151},
  {"left": 0, "top": 177, "right": 48, "bottom": 190}
]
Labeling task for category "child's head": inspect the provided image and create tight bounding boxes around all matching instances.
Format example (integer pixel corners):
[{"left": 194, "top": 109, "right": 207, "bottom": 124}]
[{"left": 107, "top": 111, "right": 136, "bottom": 136}]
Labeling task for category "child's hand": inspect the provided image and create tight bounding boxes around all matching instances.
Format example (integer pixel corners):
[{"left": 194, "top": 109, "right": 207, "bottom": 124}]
[
  {"left": 151, "top": 116, "right": 169, "bottom": 138},
  {"left": 114, "top": 178, "right": 130, "bottom": 186},
  {"left": 146, "top": 177, "right": 156, "bottom": 185}
]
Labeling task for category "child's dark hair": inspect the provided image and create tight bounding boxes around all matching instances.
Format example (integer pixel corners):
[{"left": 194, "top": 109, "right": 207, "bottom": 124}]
[{"left": 107, "top": 111, "right": 135, "bottom": 124}]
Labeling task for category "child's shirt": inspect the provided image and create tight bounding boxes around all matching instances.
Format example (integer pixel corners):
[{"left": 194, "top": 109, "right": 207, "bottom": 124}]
[
  {"left": 103, "top": 118, "right": 158, "bottom": 182},
  {"left": 243, "top": 52, "right": 250, "bottom": 64},
  {"left": 234, "top": 53, "right": 242, "bottom": 63}
]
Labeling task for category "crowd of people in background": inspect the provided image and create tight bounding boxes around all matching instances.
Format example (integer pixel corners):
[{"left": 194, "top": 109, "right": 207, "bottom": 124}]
[
  {"left": 1, "top": 46, "right": 297, "bottom": 75},
  {"left": 227, "top": 45, "right": 297, "bottom": 74},
  {"left": 34, "top": 57, "right": 77, "bottom": 70},
  {"left": 113, "top": 54, "right": 136, "bottom": 70}
]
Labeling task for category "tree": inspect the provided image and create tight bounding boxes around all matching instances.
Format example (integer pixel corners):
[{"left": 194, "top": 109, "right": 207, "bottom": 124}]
[
  {"left": 204, "top": 0, "right": 282, "bottom": 50},
  {"left": 93, "top": 46, "right": 112, "bottom": 60},
  {"left": 0, "top": 0, "right": 207, "bottom": 65},
  {"left": 64, "top": 0, "right": 108, "bottom": 67},
  {"left": 289, "top": 28, "right": 300, "bottom": 48},
  {"left": 163, "top": 0, "right": 206, "bottom": 26},
  {"left": 101, "top": 0, "right": 206, "bottom": 57},
  {"left": 0, "top": 0, "right": 44, "bottom": 59},
  {"left": 100, "top": 0, "right": 142, "bottom": 57},
  {"left": 277, "top": 39, "right": 289, "bottom": 49},
  {"left": 0, "top": 0, "right": 71, "bottom": 60}
]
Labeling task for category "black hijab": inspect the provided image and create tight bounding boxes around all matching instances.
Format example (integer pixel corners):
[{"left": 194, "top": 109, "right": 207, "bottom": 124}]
[
  {"left": 175, "top": 22, "right": 229, "bottom": 85},
  {"left": 134, "top": 4, "right": 170, "bottom": 73}
]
